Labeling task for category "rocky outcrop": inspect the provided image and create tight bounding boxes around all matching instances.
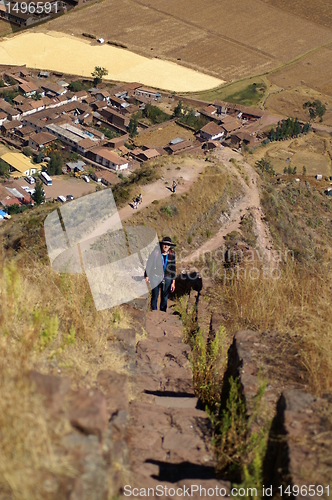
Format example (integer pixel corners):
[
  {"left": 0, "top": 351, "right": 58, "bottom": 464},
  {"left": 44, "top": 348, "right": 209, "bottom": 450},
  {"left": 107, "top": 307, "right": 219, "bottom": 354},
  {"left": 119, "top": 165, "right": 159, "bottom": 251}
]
[{"left": 223, "top": 329, "right": 332, "bottom": 499}]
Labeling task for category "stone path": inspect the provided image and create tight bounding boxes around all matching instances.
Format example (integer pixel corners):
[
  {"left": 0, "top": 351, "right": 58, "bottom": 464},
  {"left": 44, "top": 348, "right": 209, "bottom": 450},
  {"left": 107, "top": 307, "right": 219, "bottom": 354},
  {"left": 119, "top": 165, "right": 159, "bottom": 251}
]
[{"left": 126, "top": 306, "right": 230, "bottom": 499}]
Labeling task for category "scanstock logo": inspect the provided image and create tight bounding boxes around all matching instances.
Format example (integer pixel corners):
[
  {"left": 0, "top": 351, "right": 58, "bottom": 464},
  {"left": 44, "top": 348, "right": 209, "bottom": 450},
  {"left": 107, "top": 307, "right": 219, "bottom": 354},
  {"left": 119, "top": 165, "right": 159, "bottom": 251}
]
[{"left": 44, "top": 189, "right": 160, "bottom": 310}]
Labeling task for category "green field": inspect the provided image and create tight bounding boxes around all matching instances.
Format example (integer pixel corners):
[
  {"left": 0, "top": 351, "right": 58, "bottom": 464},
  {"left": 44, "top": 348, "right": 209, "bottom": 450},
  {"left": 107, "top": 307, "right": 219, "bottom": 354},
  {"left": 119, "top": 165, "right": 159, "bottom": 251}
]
[{"left": 185, "top": 76, "right": 267, "bottom": 106}]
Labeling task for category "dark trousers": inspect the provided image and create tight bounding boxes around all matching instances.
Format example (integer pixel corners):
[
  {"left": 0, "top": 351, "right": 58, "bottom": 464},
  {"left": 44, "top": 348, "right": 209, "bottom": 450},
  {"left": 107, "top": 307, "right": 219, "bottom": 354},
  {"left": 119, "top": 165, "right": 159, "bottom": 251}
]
[{"left": 151, "top": 277, "right": 172, "bottom": 312}]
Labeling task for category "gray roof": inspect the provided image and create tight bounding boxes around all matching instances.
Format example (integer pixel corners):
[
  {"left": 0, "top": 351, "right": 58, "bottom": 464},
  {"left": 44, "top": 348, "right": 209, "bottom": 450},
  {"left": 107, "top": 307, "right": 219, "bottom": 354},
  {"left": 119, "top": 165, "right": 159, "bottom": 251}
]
[
  {"left": 6, "top": 188, "right": 24, "bottom": 198},
  {"left": 169, "top": 137, "right": 184, "bottom": 145},
  {"left": 66, "top": 160, "right": 86, "bottom": 170}
]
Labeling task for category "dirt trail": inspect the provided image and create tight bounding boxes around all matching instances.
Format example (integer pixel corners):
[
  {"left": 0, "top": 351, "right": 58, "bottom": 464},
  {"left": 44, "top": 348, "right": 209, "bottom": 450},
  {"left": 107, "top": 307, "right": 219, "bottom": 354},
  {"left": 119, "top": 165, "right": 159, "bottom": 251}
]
[
  {"left": 85, "top": 159, "right": 206, "bottom": 241},
  {"left": 181, "top": 148, "right": 275, "bottom": 267},
  {"left": 87, "top": 151, "right": 274, "bottom": 268}
]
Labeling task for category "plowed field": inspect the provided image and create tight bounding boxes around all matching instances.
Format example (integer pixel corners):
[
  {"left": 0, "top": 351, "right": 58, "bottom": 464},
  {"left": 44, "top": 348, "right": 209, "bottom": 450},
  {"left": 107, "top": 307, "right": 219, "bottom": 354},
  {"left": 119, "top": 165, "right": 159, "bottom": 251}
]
[{"left": 37, "top": 0, "right": 332, "bottom": 82}]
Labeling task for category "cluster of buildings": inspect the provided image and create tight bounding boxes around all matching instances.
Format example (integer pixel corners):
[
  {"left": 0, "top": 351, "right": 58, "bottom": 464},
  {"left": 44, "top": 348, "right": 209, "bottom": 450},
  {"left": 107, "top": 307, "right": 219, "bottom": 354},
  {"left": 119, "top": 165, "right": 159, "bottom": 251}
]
[
  {"left": 198, "top": 100, "right": 266, "bottom": 150},
  {"left": 0, "top": 65, "right": 269, "bottom": 208},
  {"left": 0, "top": 0, "right": 83, "bottom": 27}
]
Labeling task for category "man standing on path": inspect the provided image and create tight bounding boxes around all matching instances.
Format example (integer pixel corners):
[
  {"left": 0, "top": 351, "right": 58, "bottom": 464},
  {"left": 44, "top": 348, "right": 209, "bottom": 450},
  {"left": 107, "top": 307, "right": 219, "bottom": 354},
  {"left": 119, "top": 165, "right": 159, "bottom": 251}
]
[
  {"left": 144, "top": 236, "right": 176, "bottom": 312},
  {"left": 172, "top": 180, "right": 177, "bottom": 193}
]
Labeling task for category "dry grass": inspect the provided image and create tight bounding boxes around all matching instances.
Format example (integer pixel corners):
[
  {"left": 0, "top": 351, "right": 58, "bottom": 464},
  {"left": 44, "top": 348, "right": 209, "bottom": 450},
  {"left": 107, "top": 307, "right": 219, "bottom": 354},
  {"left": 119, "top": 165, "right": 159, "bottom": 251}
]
[
  {"left": 265, "top": 90, "right": 332, "bottom": 127},
  {"left": 0, "top": 253, "right": 132, "bottom": 498},
  {"left": 135, "top": 123, "right": 195, "bottom": 148},
  {"left": 0, "top": 19, "right": 14, "bottom": 36},
  {"left": 125, "top": 160, "right": 238, "bottom": 251},
  {"left": 248, "top": 132, "right": 332, "bottom": 177},
  {"left": 216, "top": 262, "right": 332, "bottom": 396},
  {"left": 0, "top": 260, "right": 77, "bottom": 498}
]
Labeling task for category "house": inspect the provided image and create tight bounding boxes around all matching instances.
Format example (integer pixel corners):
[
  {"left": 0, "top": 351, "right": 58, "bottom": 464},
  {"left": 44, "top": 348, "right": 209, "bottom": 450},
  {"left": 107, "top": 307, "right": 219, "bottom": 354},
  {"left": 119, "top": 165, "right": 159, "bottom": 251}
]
[
  {"left": 91, "top": 170, "right": 103, "bottom": 182},
  {"left": 114, "top": 82, "right": 141, "bottom": 97},
  {"left": 199, "top": 122, "right": 224, "bottom": 141},
  {"left": 1, "top": 152, "right": 42, "bottom": 177},
  {"left": 1, "top": 120, "right": 19, "bottom": 135},
  {"left": 18, "top": 81, "right": 38, "bottom": 97},
  {"left": 29, "top": 131, "right": 57, "bottom": 150},
  {"left": 101, "top": 169, "right": 117, "bottom": 186},
  {"left": 13, "top": 95, "right": 26, "bottom": 106},
  {"left": 201, "top": 105, "right": 218, "bottom": 117},
  {"left": 14, "top": 125, "right": 35, "bottom": 144},
  {"left": 98, "top": 107, "right": 130, "bottom": 131},
  {"left": 87, "top": 147, "right": 129, "bottom": 171},
  {"left": 41, "top": 82, "right": 67, "bottom": 96},
  {"left": 75, "top": 90, "right": 89, "bottom": 101},
  {"left": 230, "top": 132, "right": 257, "bottom": 149},
  {"left": 45, "top": 123, "right": 100, "bottom": 151},
  {"left": 135, "top": 88, "right": 161, "bottom": 100},
  {"left": 57, "top": 80, "right": 69, "bottom": 88},
  {"left": 136, "top": 149, "right": 160, "bottom": 162},
  {"left": 170, "top": 137, "right": 184, "bottom": 146},
  {"left": 205, "top": 140, "right": 222, "bottom": 150},
  {"left": 165, "top": 140, "right": 193, "bottom": 154},
  {"left": 0, "top": 111, "right": 7, "bottom": 126},
  {"left": 91, "top": 101, "right": 108, "bottom": 112},
  {"left": 93, "top": 90, "right": 110, "bottom": 102},
  {"left": 220, "top": 115, "right": 242, "bottom": 135},
  {"left": 77, "top": 137, "right": 95, "bottom": 155},
  {"left": 66, "top": 160, "right": 86, "bottom": 173},
  {"left": 0, "top": 100, "right": 21, "bottom": 121},
  {"left": 108, "top": 135, "right": 128, "bottom": 149}
]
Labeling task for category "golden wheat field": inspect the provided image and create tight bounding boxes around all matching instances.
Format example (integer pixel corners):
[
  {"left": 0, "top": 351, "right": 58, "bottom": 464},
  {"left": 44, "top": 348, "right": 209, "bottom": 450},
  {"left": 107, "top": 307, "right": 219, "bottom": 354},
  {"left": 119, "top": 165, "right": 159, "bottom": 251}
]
[
  {"left": 0, "top": 31, "right": 222, "bottom": 91},
  {"left": 39, "top": 0, "right": 332, "bottom": 82}
]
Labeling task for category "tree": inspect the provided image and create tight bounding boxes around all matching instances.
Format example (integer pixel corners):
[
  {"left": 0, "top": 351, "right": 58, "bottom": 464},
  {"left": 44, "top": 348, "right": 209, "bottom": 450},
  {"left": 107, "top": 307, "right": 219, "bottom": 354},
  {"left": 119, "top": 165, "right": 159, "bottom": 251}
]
[
  {"left": 255, "top": 158, "right": 275, "bottom": 176},
  {"left": 48, "top": 152, "right": 62, "bottom": 175},
  {"left": 303, "top": 100, "right": 326, "bottom": 122},
  {"left": 0, "top": 159, "right": 9, "bottom": 177},
  {"left": 69, "top": 80, "right": 83, "bottom": 92},
  {"left": 173, "top": 100, "right": 183, "bottom": 118},
  {"left": 91, "top": 66, "right": 108, "bottom": 85},
  {"left": 128, "top": 116, "right": 138, "bottom": 138},
  {"left": 7, "top": 204, "right": 27, "bottom": 215},
  {"left": 303, "top": 165, "right": 307, "bottom": 176},
  {"left": 293, "top": 166, "right": 297, "bottom": 175},
  {"left": 32, "top": 180, "right": 45, "bottom": 205},
  {"left": 143, "top": 104, "right": 170, "bottom": 124},
  {"left": 269, "top": 118, "right": 309, "bottom": 142},
  {"left": 23, "top": 147, "right": 33, "bottom": 158}
]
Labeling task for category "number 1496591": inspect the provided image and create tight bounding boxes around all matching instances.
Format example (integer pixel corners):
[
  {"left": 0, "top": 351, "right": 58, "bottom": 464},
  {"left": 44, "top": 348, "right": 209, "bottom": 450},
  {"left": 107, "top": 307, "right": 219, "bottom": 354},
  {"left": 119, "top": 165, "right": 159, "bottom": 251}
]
[
  {"left": 8, "top": 2, "right": 57, "bottom": 14},
  {"left": 279, "top": 485, "right": 329, "bottom": 497}
]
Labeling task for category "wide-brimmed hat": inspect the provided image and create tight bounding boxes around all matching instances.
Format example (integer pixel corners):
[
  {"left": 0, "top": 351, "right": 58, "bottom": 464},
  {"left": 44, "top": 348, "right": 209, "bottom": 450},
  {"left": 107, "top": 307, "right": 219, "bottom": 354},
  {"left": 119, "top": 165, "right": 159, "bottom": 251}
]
[{"left": 160, "top": 236, "right": 176, "bottom": 247}]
